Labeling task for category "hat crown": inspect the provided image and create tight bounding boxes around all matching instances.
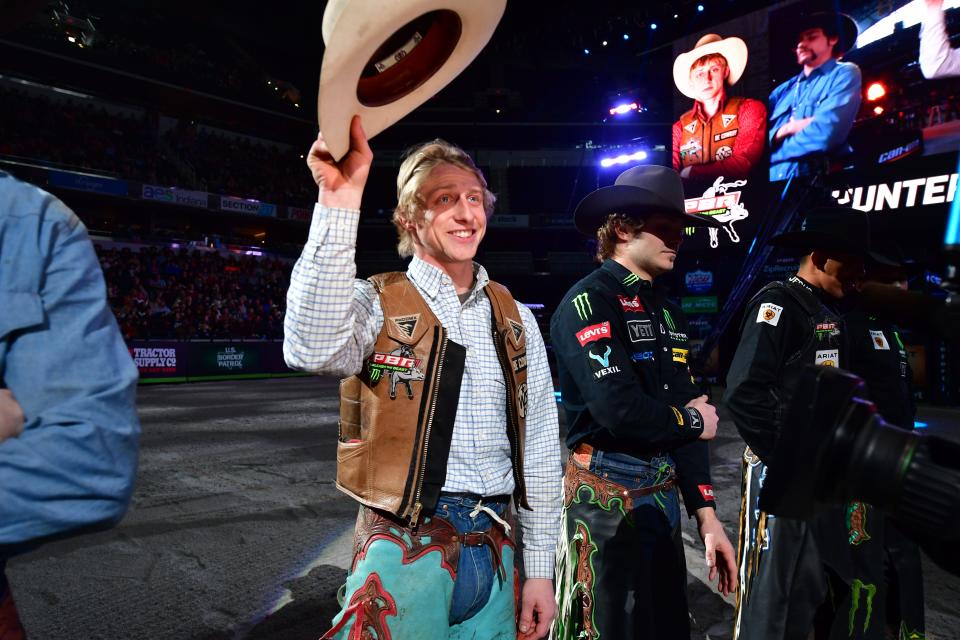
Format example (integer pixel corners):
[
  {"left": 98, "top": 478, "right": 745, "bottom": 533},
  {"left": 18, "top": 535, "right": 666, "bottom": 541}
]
[{"left": 694, "top": 34, "right": 723, "bottom": 48}]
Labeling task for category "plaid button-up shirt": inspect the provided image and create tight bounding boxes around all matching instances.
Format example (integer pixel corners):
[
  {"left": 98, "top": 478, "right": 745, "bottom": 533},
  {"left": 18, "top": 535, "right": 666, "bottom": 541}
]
[{"left": 283, "top": 204, "right": 562, "bottom": 578}]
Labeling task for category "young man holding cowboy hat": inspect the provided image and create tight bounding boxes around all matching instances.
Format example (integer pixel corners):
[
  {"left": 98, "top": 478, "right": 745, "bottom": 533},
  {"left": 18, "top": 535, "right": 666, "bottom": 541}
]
[
  {"left": 550, "top": 165, "right": 737, "bottom": 639},
  {"left": 672, "top": 34, "right": 767, "bottom": 182},
  {"left": 725, "top": 206, "right": 890, "bottom": 639},
  {"left": 768, "top": 11, "right": 862, "bottom": 182}
]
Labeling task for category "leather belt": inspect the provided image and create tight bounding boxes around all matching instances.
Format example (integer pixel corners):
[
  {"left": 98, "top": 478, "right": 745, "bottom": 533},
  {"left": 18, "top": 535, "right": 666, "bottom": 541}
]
[{"left": 564, "top": 449, "right": 676, "bottom": 513}]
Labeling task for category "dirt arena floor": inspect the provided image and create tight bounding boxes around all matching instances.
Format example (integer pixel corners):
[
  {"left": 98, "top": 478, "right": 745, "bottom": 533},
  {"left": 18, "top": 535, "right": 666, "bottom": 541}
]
[{"left": 7, "top": 377, "right": 959, "bottom": 639}]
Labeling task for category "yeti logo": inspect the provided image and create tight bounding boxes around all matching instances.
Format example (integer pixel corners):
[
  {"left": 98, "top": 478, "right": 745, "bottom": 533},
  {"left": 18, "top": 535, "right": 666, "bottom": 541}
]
[{"left": 368, "top": 346, "right": 425, "bottom": 400}]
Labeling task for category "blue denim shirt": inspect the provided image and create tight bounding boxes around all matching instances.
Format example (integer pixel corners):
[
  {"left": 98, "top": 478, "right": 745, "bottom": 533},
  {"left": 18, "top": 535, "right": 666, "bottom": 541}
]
[
  {"left": 0, "top": 171, "right": 140, "bottom": 552},
  {"left": 768, "top": 58, "right": 862, "bottom": 181}
]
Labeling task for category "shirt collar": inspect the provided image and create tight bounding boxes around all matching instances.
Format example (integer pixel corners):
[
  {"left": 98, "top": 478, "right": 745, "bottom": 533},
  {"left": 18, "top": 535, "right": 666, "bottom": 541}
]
[
  {"left": 406, "top": 254, "right": 489, "bottom": 301},
  {"left": 799, "top": 57, "right": 838, "bottom": 81},
  {"left": 692, "top": 95, "right": 728, "bottom": 122},
  {"left": 601, "top": 259, "right": 653, "bottom": 293}
]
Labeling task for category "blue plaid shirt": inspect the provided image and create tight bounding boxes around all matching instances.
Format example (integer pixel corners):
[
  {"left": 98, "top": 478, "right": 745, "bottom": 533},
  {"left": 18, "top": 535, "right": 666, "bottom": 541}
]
[{"left": 284, "top": 204, "right": 562, "bottom": 579}]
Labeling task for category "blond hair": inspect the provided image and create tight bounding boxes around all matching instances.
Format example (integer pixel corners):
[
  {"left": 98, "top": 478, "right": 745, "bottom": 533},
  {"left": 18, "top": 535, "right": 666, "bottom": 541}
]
[
  {"left": 690, "top": 52, "right": 729, "bottom": 74},
  {"left": 392, "top": 140, "right": 496, "bottom": 258},
  {"left": 595, "top": 213, "right": 645, "bottom": 262}
]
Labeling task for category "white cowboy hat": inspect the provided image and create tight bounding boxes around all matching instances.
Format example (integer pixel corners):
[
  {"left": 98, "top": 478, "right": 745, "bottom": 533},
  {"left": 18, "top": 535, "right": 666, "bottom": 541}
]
[
  {"left": 672, "top": 34, "right": 748, "bottom": 100},
  {"left": 318, "top": 0, "right": 506, "bottom": 160}
]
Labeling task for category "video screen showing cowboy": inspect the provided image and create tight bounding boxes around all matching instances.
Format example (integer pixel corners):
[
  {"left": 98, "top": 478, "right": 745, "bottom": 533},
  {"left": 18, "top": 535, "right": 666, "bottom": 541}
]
[
  {"left": 768, "top": 10, "right": 862, "bottom": 182},
  {"left": 672, "top": 34, "right": 767, "bottom": 182}
]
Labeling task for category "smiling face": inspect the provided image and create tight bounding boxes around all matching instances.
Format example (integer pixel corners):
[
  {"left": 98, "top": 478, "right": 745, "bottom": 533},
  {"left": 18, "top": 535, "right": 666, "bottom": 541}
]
[
  {"left": 796, "top": 27, "right": 837, "bottom": 68},
  {"left": 407, "top": 163, "right": 487, "bottom": 270},
  {"left": 614, "top": 213, "right": 685, "bottom": 281}
]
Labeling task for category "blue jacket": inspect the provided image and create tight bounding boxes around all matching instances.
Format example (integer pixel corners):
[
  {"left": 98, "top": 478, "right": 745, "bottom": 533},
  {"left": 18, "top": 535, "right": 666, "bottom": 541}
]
[
  {"left": 768, "top": 58, "right": 862, "bottom": 181},
  {"left": 0, "top": 171, "right": 139, "bottom": 553}
]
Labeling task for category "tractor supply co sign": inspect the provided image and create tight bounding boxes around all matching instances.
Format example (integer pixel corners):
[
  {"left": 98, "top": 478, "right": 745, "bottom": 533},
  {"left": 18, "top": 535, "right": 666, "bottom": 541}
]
[{"left": 129, "top": 343, "right": 185, "bottom": 377}]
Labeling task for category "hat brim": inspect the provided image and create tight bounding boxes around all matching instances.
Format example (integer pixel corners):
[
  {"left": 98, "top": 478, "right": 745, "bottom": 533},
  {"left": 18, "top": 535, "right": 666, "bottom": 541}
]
[
  {"left": 318, "top": 0, "right": 507, "bottom": 160},
  {"left": 672, "top": 36, "right": 748, "bottom": 99},
  {"left": 573, "top": 184, "right": 722, "bottom": 236},
  {"left": 768, "top": 230, "right": 870, "bottom": 255}
]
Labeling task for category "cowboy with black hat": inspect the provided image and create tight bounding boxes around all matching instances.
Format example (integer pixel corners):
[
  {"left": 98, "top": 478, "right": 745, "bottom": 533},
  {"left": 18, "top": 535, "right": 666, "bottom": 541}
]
[
  {"left": 768, "top": 11, "right": 862, "bottom": 182},
  {"left": 550, "top": 165, "right": 737, "bottom": 639},
  {"left": 725, "top": 205, "right": 891, "bottom": 639}
]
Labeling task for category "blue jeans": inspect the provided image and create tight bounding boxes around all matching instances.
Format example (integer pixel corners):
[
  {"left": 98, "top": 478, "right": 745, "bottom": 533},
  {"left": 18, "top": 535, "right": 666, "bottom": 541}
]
[{"left": 589, "top": 450, "right": 681, "bottom": 528}]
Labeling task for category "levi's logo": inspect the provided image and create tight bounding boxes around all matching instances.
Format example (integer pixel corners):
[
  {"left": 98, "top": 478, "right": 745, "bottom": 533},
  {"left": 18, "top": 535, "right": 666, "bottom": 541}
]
[
  {"left": 618, "top": 295, "right": 644, "bottom": 312},
  {"left": 576, "top": 322, "right": 611, "bottom": 347},
  {"left": 698, "top": 484, "right": 715, "bottom": 500},
  {"left": 371, "top": 353, "right": 420, "bottom": 369}
]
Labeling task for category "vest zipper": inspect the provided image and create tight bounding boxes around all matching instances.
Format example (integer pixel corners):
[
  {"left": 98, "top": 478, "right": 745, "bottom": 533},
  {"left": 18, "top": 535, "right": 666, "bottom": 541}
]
[
  {"left": 493, "top": 327, "right": 525, "bottom": 501},
  {"left": 410, "top": 328, "right": 447, "bottom": 526}
]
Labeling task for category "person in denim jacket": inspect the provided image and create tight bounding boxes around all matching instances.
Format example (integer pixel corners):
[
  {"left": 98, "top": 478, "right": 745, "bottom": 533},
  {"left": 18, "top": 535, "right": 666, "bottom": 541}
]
[{"left": 0, "top": 170, "right": 140, "bottom": 638}]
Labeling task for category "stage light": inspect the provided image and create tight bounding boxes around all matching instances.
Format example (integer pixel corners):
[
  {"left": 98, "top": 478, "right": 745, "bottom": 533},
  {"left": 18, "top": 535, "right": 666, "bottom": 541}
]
[
  {"left": 602, "top": 40, "right": 608, "bottom": 46},
  {"left": 600, "top": 150, "right": 648, "bottom": 167},
  {"left": 873, "top": 105, "right": 884, "bottom": 115},
  {"left": 697, "top": 4, "right": 704, "bottom": 11},
  {"left": 650, "top": 23, "right": 657, "bottom": 30},
  {"left": 866, "top": 81, "right": 886, "bottom": 101},
  {"left": 674, "top": 14, "right": 678, "bottom": 18},
  {"left": 608, "top": 102, "right": 639, "bottom": 116},
  {"left": 584, "top": 48, "right": 590, "bottom": 55},
  {"left": 67, "top": 35, "right": 76, "bottom": 43},
  {"left": 623, "top": 33, "right": 629, "bottom": 40}
]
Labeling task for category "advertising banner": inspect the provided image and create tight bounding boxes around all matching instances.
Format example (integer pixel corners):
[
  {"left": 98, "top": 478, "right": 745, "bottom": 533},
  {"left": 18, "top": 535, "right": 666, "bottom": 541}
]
[
  {"left": 48, "top": 170, "right": 128, "bottom": 197},
  {"left": 189, "top": 342, "right": 263, "bottom": 377},
  {"left": 681, "top": 296, "right": 719, "bottom": 314},
  {"left": 128, "top": 341, "right": 187, "bottom": 379},
  {"left": 129, "top": 340, "right": 293, "bottom": 382},
  {"left": 142, "top": 184, "right": 209, "bottom": 209},
  {"left": 219, "top": 196, "right": 277, "bottom": 217}
]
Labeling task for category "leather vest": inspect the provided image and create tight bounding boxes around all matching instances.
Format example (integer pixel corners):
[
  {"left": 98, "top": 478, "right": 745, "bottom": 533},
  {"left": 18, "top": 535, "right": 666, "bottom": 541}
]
[
  {"left": 337, "top": 272, "right": 529, "bottom": 526},
  {"left": 677, "top": 96, "right": 745, "bottom": 168},
  {"left": 749, "top": 276, "right": 844, "bottom": 429}
]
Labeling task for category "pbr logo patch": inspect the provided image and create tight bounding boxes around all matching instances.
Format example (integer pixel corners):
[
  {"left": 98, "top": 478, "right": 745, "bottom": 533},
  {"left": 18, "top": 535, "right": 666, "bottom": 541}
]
[
  {"left": 576, "top": 321, "right": 611, "bottom": 347},
  {"left": 368, "top": 346, "right": 425, "bottom": 400},
  {"left": 815, "top": 322, "right": 839, "bottom": 339},
  {"left": 815, "top": 349, "right": 839, "bottom": 368},
  {"left": 870, "top": 330, "right": 890, "bottom": 350},
  {"left": 627, "top": 320, "right": 655, "bottom": 342},
  {"left": 757, "top": 303, "right": 783, "bottom": 326},
  {"left": 587, "top": 344, "right": 621, "bottom": 381},
  {"left": 511, "top": 352, "right": 527, "bottom": 374},
  {"left": 618, "top": 295, "right": 644, "bottom": 312},
  {"left": 390, "top": 314, "right": 420, "bottom": 339}
]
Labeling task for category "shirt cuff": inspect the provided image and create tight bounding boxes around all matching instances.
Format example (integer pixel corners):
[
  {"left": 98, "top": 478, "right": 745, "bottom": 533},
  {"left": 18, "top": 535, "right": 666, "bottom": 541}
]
[
  {"left": 308, "top": 202, "right": 361, "bottom": 246},
  {"left": 523, "top": 549, "right": 555, "bottom": 580}
]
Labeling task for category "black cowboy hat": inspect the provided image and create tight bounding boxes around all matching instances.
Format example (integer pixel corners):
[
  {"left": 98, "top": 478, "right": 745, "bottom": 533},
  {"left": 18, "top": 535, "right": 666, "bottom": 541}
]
[
  {"left": 866, "top": 238, "right": 924, "bottom": 277},
  {"left": 769, "top": 206, "right": 877, "bottom": 255},
  {"left": 797, "top": 11, "right": 859, "bottom": 56},
  {"left": 572, "top": 164, "right": 721, "bottom": 236}
]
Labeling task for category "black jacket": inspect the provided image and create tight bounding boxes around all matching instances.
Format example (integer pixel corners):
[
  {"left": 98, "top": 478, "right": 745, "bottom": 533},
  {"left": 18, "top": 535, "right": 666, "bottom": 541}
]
[{"left": 550, "top": 259, "right": 715, "bottom": 514}]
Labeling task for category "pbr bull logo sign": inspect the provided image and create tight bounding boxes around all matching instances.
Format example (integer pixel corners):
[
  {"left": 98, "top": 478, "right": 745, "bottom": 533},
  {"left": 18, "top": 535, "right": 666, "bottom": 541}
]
[
  {"left": 684, "top": 176, "right": 750, "bottom": 249},
  {"left": 368, "top": 346, "right": 424, "bottom": 400}
]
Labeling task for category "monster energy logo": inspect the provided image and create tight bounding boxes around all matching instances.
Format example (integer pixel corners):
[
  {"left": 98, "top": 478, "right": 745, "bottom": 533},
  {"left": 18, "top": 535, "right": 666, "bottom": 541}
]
[
  {"left": 369, "top": 367, "right": 382, "bottom": 382},
  {"left": 849, "top": 579, "right": 877, "bottom": 636},
  {"left": 893, "top": 331, "right": 905, "bottom": 350},
  {"left": 663, "top": 308, "right": 677, "bottom": 331},
  {"left": 623, "top": 273, "right": 641, "bottom": 286},
  {"left": 572, "top": 292, "right": 592, "bottom": 320},
  {"left": 899, "top": 621, "right": 925, "bottom": 639}
]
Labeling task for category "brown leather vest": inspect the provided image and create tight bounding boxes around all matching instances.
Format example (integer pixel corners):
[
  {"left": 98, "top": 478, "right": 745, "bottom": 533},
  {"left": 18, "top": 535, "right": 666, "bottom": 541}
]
[
  {"left": 337, "top": 272, "right": 529, "bottom": 526},
  {"left": 677, "top": 95, "right": 745, "bottom": 168}
]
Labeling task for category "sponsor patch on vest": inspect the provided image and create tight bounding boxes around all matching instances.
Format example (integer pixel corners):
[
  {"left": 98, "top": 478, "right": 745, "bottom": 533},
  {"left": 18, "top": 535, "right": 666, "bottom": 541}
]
[
  {"left": 368, "top": 346, "right": 425, "bottom": 400},
  {"left": 671, "top": 406, "right": 684, "bottom": 425},
  {"left": 517, "top": 382, "right": 527, "bottom": 419},
  {"left": 508, "top": 318, "right": 525, "bottom": 345},
  {"left": 576, "top": 321, "right": 611, "bottom": 347},
  {"left": 684, "top": 121, "right": 698, "bottom": 134},
  {"left": 672, "top": 348, "right": 688, "bottom": 363},
  {"left": 815, "top": 349, "right": 840, "bottom": 368},
  {"left": 389, "top": 314, "right": 420, "bottom": 339},
  {"left": 632, "top": 351, "right": 655, "bottom": 362},
  {"left": 618, "top": 294, "right": 644, "bottom": 312},
  {"left": 698, "top": 484, "right": 715, "bottom": 500},
  {"left": 587, "top": 344, "right": 621, "bottom": 381},
  {"left": 627, "top": 319, "right": 655, "bottom": 342},
  {"left": 721, "top": 113, "right": 736, "bottom": 127},
  {"left": 870, "top": 330, "right": 890, "bottom": 350},
  {"left": 815, "top": 322, "right": 839, "bottom": 338},
  {"left": 713, "top": 128, "right": 738, "bottom": 142},
  {"left": 757, "top": 303, "right": 783, "bottom": 326},
  {"left": 714, "top": 145, "right": 733, "bottom": 161},
  {"left": 512, "top": 352, "right": 527, "bottom": 373}
]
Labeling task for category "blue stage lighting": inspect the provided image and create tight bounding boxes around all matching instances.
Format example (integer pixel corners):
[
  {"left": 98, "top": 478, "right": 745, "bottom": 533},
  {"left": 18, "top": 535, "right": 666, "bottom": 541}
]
[
  {"left": 623, "top": 33, "right": 629, "bottom": 40},
  {"left": 651, "top": 23, "right": 657, "bottom": 30},
  {"left": 600, "top": 150, "right": 648, "bottom": 168},
  {"left": 697, "top": 4, "right": 704, "bottom": 11}
]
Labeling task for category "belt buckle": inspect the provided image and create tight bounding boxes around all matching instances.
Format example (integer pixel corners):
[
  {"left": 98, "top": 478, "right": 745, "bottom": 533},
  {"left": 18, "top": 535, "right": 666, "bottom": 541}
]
[{"left": 461, "top": 531, "right": 487, "bottom": 547}]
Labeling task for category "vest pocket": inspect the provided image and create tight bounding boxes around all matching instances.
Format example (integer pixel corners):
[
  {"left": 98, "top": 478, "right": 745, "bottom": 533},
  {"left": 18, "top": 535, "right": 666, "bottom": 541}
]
[
  {"left": 336, "top": 439, "right": 370, "bottom": 499},
  {"left": 339, "top": 377, "right": 362, "bottom": 441}
]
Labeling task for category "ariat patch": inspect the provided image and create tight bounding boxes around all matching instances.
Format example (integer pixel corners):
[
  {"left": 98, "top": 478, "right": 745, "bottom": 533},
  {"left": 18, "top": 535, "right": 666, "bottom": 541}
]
[
  {"left": 508, "top": 318, "right": 525, "bottom": 346},
  {"left": 721, "top": 113, "right": 736, "bottom": 127},
  {"left": 757, "top": 303, "right": 783, "bottom": 326},
  {"left": 870, "top": 330, "right": 890, "bottom": 350},
  {"left": 815, "top": 349, "right": 839, "bottom": 368},
  {"left": 390, "top": 314, "right": 420, "bottom": 339},
  {"left": 672, "top": 348, "right": 688, "bottom": 364}
]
